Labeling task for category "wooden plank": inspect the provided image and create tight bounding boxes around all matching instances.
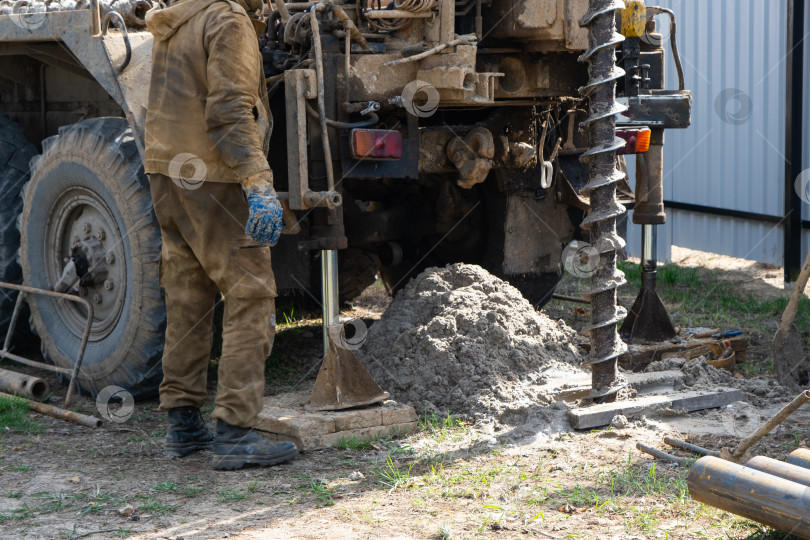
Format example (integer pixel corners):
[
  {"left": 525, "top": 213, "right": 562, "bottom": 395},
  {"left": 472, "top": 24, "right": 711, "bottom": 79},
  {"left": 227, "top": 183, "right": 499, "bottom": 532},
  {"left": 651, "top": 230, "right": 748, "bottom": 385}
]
[
  {"left": 541, "top": 370, "right": 687, "bottom": 401},
  {"left": 621, "top": 335, "right": 749, "bottom": 369},
  {"left": 568, "top": 389, "right": 744, "bottom": 430}
]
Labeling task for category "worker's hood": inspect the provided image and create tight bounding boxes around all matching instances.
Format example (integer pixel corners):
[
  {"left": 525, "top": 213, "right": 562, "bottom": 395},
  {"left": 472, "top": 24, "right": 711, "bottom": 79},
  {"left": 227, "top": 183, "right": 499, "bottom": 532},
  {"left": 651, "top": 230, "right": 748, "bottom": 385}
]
[{"left": 146, "top": 0, "right": 263, "bottom": 41}]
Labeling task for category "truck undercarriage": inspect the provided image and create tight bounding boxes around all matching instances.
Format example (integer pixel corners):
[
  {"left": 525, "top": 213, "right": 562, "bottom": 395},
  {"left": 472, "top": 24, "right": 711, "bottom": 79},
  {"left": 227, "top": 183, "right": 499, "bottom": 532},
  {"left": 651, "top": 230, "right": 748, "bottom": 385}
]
[{"left": 0, "top": 0, "right": 690, "bottom": 401}]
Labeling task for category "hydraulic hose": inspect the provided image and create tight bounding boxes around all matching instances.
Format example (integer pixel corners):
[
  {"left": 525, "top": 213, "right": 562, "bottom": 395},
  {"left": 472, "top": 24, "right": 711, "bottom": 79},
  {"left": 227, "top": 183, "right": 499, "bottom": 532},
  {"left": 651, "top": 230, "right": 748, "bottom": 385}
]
[
  {"left": 648, "top": 6, "right": 684, "bottom": 91},
  {"left": 305, "top": 102, "right": 379, "bottom": 129}
]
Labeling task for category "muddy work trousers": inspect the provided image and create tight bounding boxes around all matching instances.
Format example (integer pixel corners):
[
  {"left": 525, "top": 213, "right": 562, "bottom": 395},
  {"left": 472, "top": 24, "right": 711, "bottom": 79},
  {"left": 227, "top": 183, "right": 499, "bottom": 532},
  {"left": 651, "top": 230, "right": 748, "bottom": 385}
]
[{"left": 149, "top": 174, "right": 276, "bottom": 428}]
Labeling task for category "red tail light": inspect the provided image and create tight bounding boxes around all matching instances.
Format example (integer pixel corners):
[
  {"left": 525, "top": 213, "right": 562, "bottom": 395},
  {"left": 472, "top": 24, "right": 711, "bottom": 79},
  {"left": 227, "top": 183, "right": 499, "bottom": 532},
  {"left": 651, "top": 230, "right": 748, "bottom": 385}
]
[
  {"left": 351, "top": 129, "right": 403, "bottom": 160},
  {"left": 615, "top": 128, "right": 651, "bottom": 154}
]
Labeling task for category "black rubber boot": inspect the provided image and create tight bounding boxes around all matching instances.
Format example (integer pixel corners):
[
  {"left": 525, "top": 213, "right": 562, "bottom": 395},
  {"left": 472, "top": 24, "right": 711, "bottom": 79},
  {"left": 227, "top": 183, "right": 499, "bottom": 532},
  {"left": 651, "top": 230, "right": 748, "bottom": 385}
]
[
  {"left": 212, "top": 420, "right": 298, "bottom": 470},
  {"left": 164, "top": 406, "right": 213, "bottom": 458}
]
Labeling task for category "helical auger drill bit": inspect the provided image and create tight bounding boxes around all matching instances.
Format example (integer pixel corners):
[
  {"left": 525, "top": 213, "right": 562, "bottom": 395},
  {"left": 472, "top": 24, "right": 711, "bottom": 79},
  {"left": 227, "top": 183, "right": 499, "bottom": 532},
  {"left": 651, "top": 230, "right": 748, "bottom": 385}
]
[{"left": 578, "top": 0, "right": 628, "bottom": 402}]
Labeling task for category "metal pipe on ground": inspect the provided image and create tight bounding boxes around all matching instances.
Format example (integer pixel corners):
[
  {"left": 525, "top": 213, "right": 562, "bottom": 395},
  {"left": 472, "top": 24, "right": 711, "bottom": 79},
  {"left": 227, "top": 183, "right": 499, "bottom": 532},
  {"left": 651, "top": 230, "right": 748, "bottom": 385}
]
[
  {"left": 0, "top": 368, "right": 49, "bottom": 401},
  {"left": 0, "top": 392, "right": 102, "bottom": 428},
  {"left": 687, "top": 456, "right": 810, "bottom": 538},
  {"left": 788, "top": 448, "right": 810, "bottom": 469},
  {"left": 746, "top": 455, "right": 810, "bottom": 487},
  {"left": 636, "top": 442, "right": 689, "bottom": 466},
  {"left": 663, "top": 436, "right": 720, "bottom": 458}
]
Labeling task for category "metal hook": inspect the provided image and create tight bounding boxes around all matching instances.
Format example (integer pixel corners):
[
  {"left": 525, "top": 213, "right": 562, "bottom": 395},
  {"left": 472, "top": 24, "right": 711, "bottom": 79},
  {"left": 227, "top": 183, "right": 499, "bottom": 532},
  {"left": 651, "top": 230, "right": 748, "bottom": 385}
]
[{"left": 101, "top": 11, "right": 131, "bottom": 73}]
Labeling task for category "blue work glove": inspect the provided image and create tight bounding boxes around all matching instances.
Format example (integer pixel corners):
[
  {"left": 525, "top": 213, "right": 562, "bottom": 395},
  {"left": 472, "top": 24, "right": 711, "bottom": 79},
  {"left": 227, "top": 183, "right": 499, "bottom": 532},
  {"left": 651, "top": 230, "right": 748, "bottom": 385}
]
[{"left": 243, "top": 171, "right": 283, "bottom": 246}]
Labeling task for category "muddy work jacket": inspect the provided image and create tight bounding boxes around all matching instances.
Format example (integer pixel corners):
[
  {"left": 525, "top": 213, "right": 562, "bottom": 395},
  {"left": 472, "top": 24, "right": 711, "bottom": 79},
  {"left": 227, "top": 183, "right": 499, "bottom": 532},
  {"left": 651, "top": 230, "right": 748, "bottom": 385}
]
[{"left": 144, "top": 0, "right": 271, "bottom": 184}]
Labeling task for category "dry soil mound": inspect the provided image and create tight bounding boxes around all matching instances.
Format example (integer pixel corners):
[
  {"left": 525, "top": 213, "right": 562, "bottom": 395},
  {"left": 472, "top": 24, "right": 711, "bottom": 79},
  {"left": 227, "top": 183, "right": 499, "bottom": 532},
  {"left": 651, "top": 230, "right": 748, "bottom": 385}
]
[{"left": 358, "top": 264, "right": 586, "bottom": 422}]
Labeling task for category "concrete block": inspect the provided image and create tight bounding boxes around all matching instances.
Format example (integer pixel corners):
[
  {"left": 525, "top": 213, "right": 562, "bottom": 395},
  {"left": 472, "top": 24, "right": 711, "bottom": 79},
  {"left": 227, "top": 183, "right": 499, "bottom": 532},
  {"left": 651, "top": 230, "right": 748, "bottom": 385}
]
[
  {"left": 382, "top": 405, "right": 418, "bottom": 426},
  {"left": 256, "top": 408, "right": 335, "bottom": 437},
  {"left": 256, "top": 392, "right": 418, "bottom": 451},
  {"left": 334, "top": 408, "right": 383, "bottom": 432}
]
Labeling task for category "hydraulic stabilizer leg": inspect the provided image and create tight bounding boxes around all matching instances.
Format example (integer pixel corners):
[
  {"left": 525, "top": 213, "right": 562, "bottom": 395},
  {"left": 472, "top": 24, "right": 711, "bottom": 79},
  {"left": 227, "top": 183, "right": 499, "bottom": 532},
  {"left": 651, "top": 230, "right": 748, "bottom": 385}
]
[
  {"left": 321, "top": 250, "right": 340, "bottom": 353},
  {"left": 620, "top": 225, "right": 676, "bottom": 342},
  {"left": 620, "top": 130, "right": 677, "bottom": 342},
  {"left": 308, "top": 250, "right": 389, "bottom": 411}
]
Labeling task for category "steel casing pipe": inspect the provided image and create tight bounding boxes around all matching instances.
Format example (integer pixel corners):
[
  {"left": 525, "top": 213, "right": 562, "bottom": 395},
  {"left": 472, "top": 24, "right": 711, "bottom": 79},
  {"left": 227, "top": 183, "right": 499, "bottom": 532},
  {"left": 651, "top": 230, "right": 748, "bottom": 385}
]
[
  {"left": 0, "top": 368, "right": 49, "bottom": 400},
  {"left": 788, "top": 448, "right": 810, "bottom": 470},
  {"left": 747, "top": 455, "right": 810, "bottom": 487},
  {"left": 687, "top": 456, "right": 810, "bottom": 538}
]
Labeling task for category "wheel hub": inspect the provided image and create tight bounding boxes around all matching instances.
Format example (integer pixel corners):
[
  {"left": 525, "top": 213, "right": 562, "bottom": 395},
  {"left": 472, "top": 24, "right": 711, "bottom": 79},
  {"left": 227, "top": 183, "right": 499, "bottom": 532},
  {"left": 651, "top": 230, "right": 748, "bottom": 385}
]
[{"left": 47, "top": 189, "right": 127, "bottom": 340}]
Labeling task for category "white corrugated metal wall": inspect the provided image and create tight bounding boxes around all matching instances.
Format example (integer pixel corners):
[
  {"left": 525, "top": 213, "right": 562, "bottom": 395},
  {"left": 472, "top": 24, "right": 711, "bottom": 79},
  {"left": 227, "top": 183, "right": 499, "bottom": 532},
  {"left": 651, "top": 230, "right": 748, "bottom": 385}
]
[{"left": 624, "top": 0, "right": 807, "bottom": 266}]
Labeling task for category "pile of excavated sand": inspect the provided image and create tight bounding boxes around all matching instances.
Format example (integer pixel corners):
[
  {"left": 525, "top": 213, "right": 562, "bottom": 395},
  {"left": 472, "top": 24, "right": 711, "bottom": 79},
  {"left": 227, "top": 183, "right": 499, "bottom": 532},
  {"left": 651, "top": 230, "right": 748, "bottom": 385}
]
[{"left": 357, "top": 264, "right": 587, "bottom": 423}]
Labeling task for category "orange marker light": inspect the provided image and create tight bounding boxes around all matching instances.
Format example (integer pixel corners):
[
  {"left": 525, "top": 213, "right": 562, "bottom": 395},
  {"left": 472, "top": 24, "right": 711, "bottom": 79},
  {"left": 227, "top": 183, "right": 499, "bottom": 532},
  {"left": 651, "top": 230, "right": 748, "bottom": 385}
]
[
  {"left": 351, "top": 129, "right": 403, "bottom": 160},
  {"left": 635, "top": 128, "right": 651, "bottom": 153},
  {"left": 616, "top": 127, "right": 651, "bottom": 154}
]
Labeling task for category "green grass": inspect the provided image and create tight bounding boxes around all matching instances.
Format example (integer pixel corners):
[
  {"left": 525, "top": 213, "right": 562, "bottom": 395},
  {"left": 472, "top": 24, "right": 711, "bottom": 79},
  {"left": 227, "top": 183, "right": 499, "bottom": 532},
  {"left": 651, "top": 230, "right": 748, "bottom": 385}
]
[
  {"left": 550, "top": 483, "right": 607, "bottom": 509},
  {"left": 149, "top": 481, "right": 178, "bottom": 493},
  {"left": 279, "top": 305, "right": 298, "bottom": 327},
  {"left": 419, "top": 413, "right": 467, "bottom": 443},
  {"left": 376, "top": 457, "right": 415, "bottom": 491},
  {"left": 0, "top": 395, "right": 44, "bottom": 436},
  {"left": 264, "top": 353, "right": 298, "bottom": 385},
  {"left": 336, "top": 435, "right": 379, "bottom": 451},
  {"left": 0, "top": 502, "right": 33, "bottom": 522},
  {"left": 659, "top": 264, "right": 700, "bottom": 289},
  {"left": 75, "top": 492, "right": 125, "bottom": 516},
  {"left": 138, "top": 498, "right": 178, "bottom": 514},
  {"left": 618, "top": 259, "right": 642, "bottom": 284},
  {"left": 0, "top": 489, "right": 127, "bottom": 524},
  {"left": 618, "top": 260, "right": 810, "bottom": 341},
  {"left": 606, "top": 452, "right": 689, "bottom": 502},
  {"left": 295, "top": 477, "right": 336, "bottom": 507},
  {"left": 219, "top": 489, "right": 247, "bottom": 503},
  {"left": 184, "top": 486, "right": 204, "bottom": 497}
]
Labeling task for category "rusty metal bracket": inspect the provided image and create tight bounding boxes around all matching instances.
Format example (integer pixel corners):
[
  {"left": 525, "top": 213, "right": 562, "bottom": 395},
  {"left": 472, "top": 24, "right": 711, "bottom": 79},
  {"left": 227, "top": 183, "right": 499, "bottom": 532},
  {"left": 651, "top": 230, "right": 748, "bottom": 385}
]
[
  {"left": 616, "top": 91, "right": 692, "bottom": 129},
  {"left": 284, "top": 68, "right": 343, "bottom": 210},
  {"left": 0, "top": 282, "right": 93, "bottom": 407}
]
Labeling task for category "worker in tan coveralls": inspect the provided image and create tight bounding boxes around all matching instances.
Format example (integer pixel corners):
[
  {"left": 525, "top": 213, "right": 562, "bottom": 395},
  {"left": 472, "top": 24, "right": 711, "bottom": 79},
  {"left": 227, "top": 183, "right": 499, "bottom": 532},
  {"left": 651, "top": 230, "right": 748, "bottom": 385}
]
[{"left": 144, "top": 0, "right": 298, "bottom": 469}]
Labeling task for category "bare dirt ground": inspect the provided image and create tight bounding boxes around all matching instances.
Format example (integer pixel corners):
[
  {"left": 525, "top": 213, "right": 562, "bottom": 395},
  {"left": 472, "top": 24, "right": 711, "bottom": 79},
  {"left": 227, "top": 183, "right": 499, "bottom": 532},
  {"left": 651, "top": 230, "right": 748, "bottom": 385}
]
[{"left": 1, "top": 247, "right": 809, "bottom": 540}]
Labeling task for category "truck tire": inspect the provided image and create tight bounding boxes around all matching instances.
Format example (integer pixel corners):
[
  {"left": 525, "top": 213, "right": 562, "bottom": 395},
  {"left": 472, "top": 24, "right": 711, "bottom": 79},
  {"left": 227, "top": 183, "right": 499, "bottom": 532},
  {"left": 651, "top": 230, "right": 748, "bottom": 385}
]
[
  {"left": 338, "top": 249, "right": 379, "bottom": 303},
  {"left": 306, "top": 249, "right": 380, "bottom": 305},
  {"left": 19, "top": 118, "right": 165, "bottom": 399},
  {"left": 376, "top": 181, "right": 563, "bottom": 309},
  {"left": 0, "top": 113, "right": 37, "bottom": 335}
]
